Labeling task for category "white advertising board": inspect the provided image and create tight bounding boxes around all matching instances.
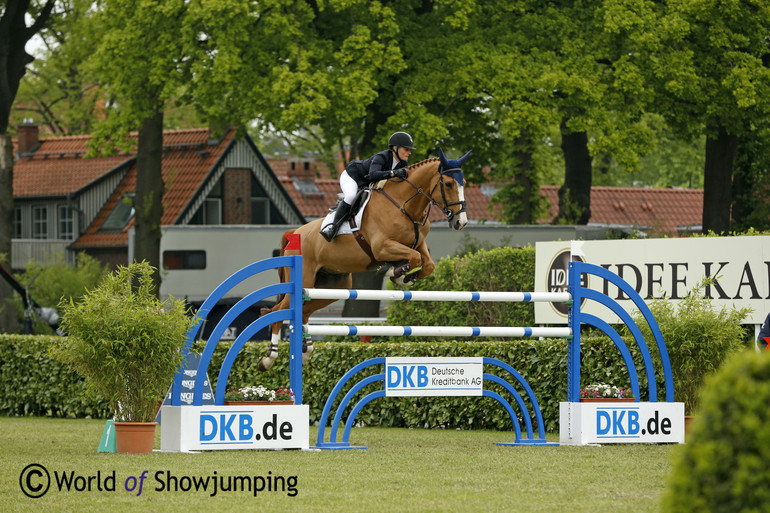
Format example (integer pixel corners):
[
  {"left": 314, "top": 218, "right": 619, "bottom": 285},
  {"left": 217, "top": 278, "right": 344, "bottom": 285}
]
[
  {"left": 535, "top": 237, "right": 770, "bottom": 325},
  {"left": 560, "top": 401, "right": 685, "bottom": 445},
  {"left": 160, "top": 405, "right": 309, "bottom": 452},
  {"left": 384, "top": 357, "right": 484, "bottom": 397}
]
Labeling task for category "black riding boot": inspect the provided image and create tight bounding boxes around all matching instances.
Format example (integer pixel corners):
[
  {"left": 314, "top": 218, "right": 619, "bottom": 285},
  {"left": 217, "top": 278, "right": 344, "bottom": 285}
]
[{"left": 320, "top": 201, "right": 352, "bottom": 242}]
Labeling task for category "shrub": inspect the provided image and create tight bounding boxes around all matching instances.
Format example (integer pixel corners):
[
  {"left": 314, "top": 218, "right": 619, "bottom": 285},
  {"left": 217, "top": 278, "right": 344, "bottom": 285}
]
[
  {"left": 628, "top": 278, "right": 750, "bottom": 413},
  {"left": 386, "top": 246, "right": 537, "bottom": 330},
  {"left": 51, "top": 262, "right": 195, "bottom": 422},
  {"left": 662, "top": 350, "right": 770, "bottom": 512}
]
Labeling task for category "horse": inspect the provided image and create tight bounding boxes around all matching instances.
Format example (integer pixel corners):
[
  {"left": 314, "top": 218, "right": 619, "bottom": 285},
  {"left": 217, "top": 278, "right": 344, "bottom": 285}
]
[{"left": 257, "top": 148, "right": 472, "bottom": 371}]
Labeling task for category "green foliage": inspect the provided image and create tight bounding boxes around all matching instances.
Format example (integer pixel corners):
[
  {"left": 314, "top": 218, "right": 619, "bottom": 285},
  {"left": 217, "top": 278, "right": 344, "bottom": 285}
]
[
  {"left": 628, "top": 278, "right": 750, "bottom": 414},
  {"left": 50, "top": 262, "right": 195, "bottom": 422},
  {"left": 0, "top": 334, "right": 111, "bottom": 417},
  {"left": 663, "top": 351, "right": 770, "bottom": 513},
  {"left": 386, "top": 246, "right": 537, "bottom": 331},
  {"left": 16, "top": 252, "right": 109, "bottom": 307},
  {"left": 4, "top": 334, "right": 652, "bottom": 433}
]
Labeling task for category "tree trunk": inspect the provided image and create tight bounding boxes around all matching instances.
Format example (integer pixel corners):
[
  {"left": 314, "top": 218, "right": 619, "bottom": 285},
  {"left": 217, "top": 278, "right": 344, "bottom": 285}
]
[
  {"left": 510, "top": 130, "right": 536, "bottom": 224},
  {"left": 133, "top": 110, "right": 164, "bottom": 295},
  {"left": 342, "top": 271, "right": 384, "bottom": 318},
  {"left": 0, "top": 135, "right": 16, "bottom": 332},
  {"left": 703, "top": 125, "right": 738, "bottom": 235},
  {"left": 554, "top": 118, "right": 592, "bottom": 225}
]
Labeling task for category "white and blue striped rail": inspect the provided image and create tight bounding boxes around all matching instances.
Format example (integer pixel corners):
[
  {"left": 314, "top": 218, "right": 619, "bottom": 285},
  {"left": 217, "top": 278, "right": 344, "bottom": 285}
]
[
  {"left": 304, "top": 288, "right": 571, "bottom": 303},
  {"left": 304, "top": 324, "right": 572, "bottom": 338}
]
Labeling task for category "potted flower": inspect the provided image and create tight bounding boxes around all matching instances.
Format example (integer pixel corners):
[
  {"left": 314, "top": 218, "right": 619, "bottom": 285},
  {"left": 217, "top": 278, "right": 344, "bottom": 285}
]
[
  {"left": 224, "top": 386, "right": 295, "bottom": 405},
  {"left": 51, "top": 261, "right": 195, "bottom": 453},
  {"left": 580, "top": 383, "right": 634, "bottom": 402}
]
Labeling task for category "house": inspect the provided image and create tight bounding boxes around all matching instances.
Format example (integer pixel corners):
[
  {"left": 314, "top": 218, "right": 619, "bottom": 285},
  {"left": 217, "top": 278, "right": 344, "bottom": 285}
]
[
  {"left": 12, "top": 123, "right": 704, "bottom": 274},
  {"left": 12, "top": 123, "right": 304, "bottom": 269}
]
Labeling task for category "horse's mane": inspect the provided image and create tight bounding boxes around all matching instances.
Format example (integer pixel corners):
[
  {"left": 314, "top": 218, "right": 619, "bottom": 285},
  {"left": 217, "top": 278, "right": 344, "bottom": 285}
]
[{"left": 406, "top": 157, "right": 440, "bottom": 171}]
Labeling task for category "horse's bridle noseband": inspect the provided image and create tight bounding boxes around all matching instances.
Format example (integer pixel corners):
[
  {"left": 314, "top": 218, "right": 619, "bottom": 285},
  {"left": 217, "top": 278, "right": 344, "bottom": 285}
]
[
  {"left": 372, "top": 166, "right": 466, "bottom": 249},
  {"left": 436, "top": 166, "right": 467, "bottom": 222}
]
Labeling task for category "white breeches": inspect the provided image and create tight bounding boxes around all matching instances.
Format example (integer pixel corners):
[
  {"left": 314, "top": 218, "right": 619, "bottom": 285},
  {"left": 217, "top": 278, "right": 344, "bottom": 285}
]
[{"left": 340, "top": 171, "right": 358, "bottom": 205}]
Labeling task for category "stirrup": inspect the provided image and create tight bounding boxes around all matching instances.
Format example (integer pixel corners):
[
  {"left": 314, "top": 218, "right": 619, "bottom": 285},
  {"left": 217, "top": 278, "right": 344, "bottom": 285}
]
[{"left": 320, "top": 223, "right": 338, "bottom": 242}]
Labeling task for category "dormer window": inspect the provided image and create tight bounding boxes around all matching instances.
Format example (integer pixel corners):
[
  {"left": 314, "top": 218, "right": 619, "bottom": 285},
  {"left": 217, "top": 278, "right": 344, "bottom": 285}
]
[{"left": 102, "top": 194, "right": 135, "bottom": 230}]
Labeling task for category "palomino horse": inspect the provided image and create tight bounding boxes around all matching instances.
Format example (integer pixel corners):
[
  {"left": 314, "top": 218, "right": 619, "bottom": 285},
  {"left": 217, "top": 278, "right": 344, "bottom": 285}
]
[{"left": 257, "top": 149, "right": 471, "bottom": 371}]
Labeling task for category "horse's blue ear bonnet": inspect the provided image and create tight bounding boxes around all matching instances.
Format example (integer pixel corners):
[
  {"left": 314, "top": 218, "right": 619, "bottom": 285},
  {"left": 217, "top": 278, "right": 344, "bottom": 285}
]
[{"left": 439, "top": 148, "right": 471, "bottom": 186}]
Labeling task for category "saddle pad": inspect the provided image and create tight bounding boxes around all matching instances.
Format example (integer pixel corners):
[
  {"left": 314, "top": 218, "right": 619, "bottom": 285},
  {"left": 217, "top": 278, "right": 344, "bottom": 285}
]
[{"left": 322, "top": 190, "right": 374, "bottom": 235}]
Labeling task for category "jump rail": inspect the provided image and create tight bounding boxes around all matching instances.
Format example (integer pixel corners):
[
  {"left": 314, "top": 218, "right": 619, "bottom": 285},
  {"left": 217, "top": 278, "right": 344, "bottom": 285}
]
[{"left": 306, "top": 286, "right": 572, "bottom": 448}]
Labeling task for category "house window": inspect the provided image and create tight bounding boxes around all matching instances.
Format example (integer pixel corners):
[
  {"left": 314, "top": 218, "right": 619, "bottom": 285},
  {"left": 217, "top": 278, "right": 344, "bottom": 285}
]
[
  {"left": 13, "top": 207, "right": 21, "bottom": 238},
  {"left": 58, "top": 205, "right": 74, "bottom": 240},
  {"left": 163, "top": 250, "right": 206, "bottom": 270},
  {"left": 200, "top": 198, "right": 222, "bottom": 224},
  {"left": 251, "top": 198, "right": 270, "bottom": 224},
  {"left": 102, "top": 194, "right": 134, "bottom": 230},
  {"left": 32, "top": 206, "right": 47, "bottom": 239}
]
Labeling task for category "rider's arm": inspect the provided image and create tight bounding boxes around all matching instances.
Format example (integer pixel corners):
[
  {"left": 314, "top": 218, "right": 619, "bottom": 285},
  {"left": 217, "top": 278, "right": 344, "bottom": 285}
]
[{"left": 366, "top": 152, "right": 395, "bottom": 182}]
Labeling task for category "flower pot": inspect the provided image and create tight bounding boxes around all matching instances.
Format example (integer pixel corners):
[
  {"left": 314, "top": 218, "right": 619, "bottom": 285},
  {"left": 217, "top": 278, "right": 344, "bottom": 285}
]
[
  {"left": 684, "top": 415, "right": 695, "bottom": 438},
  {"left": 224, "top": 401, "right": 295, "bottom": 406},
  {"left": 113, "top": 422, "right": 158, "bottom": 454},
  {"left": 580, "top": 398, "right": 635, "bottom": 402}
]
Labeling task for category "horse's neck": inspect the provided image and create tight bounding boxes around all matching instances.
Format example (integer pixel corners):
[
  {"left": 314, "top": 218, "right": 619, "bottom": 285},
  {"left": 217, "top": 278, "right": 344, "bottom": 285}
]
[{"left": 385, "top": 161, "right": 439, "bottom": 218}]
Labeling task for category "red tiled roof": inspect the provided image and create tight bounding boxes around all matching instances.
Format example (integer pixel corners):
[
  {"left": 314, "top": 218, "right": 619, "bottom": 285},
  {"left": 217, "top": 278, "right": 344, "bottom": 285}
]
[
  {"left": 72, "top": 128, "right": 235, "bottom": 248},
  {"left": 14, "top": 139, "right": 132, "bottom": 198},
  {"left": 539, "top": 185, "right": 703, "bottom": 234},
  {"left": 279, "top": 177, "right": 501, "bottom": 223}
]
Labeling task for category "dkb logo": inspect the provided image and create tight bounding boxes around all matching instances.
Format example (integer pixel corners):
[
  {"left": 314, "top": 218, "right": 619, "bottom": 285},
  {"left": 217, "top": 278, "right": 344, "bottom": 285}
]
[
  {"left": 546, "top": 250, "right": 587, "bottom": 315},
  {"left": 387, "top": 365, "right": 429, "bottom": 388}
]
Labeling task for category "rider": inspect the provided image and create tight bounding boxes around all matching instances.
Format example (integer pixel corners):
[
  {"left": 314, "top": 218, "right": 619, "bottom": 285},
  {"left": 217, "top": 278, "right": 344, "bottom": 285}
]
[{"left": 320, "top": 131, "right": 415, "bottom": 242}]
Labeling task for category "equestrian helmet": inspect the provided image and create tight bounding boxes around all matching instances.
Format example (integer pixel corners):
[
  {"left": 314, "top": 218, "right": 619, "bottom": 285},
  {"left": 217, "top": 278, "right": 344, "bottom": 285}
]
[{"left": 388, "top": 131, "right": 415, "bottom": 150}]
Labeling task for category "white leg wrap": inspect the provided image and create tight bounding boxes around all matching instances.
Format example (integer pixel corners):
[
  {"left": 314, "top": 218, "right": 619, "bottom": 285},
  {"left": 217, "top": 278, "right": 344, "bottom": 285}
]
[
  {"left": 257, "top": 333, "right": 280, "bottom": 371},
  {"left": 302, "top": 339, "right": 314, "bottom": 365}
]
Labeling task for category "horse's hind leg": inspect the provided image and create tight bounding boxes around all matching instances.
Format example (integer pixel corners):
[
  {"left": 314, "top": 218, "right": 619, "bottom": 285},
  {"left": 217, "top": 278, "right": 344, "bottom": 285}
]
[{"left": 257, "top": 296, "right": 290, "bottom": 372}]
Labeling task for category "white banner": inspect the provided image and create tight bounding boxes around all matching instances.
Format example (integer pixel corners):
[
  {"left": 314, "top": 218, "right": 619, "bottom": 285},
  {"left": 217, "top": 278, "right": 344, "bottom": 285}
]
[
  {"left": 160, "top": 405, "right": 309, "bottom": 451},
  {"left": 385, "top": 357, "right": 484, "bottom": 396},
  {"left": 559, "top": 402, "right": 685, "bottom": 445},
  {"left": 535, "top": 237, "right": 770, "bottom": 324}
]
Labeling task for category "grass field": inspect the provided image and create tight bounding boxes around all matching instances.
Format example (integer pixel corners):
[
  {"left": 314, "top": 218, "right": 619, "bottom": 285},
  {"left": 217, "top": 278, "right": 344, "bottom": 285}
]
[{"left": 0, "top": 417, "right": 677, "bottom": 512}]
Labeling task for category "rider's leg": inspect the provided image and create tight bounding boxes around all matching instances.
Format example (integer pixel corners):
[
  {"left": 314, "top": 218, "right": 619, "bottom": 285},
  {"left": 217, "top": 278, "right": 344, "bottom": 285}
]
[{"left": 321, "top": 172, "right": 358, "bottom": 241}]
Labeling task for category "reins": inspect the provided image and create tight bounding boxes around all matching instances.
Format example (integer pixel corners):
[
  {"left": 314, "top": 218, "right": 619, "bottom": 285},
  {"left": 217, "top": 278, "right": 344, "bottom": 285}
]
[{"left": 372, "top": 163, "right": 466, "bottom": 249}]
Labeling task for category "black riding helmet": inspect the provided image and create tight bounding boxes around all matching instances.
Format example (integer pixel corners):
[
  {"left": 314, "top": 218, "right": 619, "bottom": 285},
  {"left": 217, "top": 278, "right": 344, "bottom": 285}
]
[{"left": 388, "top": 131, "right": 415, "bottom": 152}]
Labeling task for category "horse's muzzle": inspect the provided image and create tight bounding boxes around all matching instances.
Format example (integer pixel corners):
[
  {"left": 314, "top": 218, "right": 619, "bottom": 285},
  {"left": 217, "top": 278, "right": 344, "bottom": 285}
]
[{"left": 449, "top": 212, "right": 468, "bottom": 230}]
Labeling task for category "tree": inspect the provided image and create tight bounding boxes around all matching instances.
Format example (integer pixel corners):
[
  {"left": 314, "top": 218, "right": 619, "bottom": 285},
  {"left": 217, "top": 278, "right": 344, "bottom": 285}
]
[
  {"left": 86, "top": 0, "right": 192, "bottom": 293},
  {"left": 0, "top": 0, "right": 56, "bottom": 332},
  {"left": 650, "top": 0, "right": 770, "bottom": 234},
  {"left": 11, "top": 0, "right": 100, "bottom": 135}
]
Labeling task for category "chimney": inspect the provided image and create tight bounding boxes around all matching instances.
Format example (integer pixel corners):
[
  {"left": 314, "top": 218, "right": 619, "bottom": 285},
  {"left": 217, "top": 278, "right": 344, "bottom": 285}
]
[
  {"left": 17, "top": 121, "right": 40, "bottom": 155},
  {"left": 289, "top": 160, "right": 316, "bottom": 182}
]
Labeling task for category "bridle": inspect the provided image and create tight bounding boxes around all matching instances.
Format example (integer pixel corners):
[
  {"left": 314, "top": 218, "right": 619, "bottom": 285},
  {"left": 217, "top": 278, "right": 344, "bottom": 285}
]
[{"left": 373, "top": 165, "right": 466, "bottom": 248}]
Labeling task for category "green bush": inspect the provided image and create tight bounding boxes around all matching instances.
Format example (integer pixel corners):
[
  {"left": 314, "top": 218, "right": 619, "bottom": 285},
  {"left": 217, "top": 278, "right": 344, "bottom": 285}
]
[
  {"left": 0, "top": 335, "right": 111, "bottom": 417},
  {"left": 3, "top": 333, "right": 658, "bottom": 433},
  {"left": 9, "top": 252, "right": 109, "bottom": 335},
  {"left": 386, "top": 246, "right": 537, "bottom": 330},
  {"left": 51, "top": 262, "right": 195, "bottom": 422},
  {"left": 627, "top": 278, "right": 750, "bottom": 414},
  {"left": 662, "top": 350, "right": 770, "bottom": 512}
]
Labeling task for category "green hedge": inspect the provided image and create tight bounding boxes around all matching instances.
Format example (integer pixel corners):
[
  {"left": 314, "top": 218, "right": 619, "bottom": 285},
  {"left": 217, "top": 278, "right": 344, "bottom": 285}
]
[
  {"left": 2, "top": 334, "right": 666, "bottom": 433},
  {"left": 386, "top": 247, "right": 537, "bottom": 330}
]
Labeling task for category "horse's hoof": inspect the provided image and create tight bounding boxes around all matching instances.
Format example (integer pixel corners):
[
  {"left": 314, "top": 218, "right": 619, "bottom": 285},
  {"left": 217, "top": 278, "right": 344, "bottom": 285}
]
[
  {"left": 257, "top": 357, "right": 277, "bottom": 372},
  {"left": 376, "top": 263, "right": 392, "bottom": 276}
]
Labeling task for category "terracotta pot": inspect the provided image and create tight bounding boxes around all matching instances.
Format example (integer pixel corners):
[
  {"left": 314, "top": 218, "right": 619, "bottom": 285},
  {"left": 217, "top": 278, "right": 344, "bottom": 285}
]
[
  {"left": 224, "top": 400, "right": 294, "bottom": 406},
  {"left": 684, "top": 415, "right": 695, "bottom": 437},
  {"left": 580, "top": 398, "right": 635, "bottom": 402},
  {"left": 113, "top": 422, "right": 158, "bottom": 454}
]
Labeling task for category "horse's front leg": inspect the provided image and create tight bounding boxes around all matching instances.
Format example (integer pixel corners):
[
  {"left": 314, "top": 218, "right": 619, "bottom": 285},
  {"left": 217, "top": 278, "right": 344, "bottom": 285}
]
[
  {"left": 414, "top": 238, "right": 435, "bottom": 280},
  {"left": 372, "top": 239, "right": 423, "bottom": 281}
]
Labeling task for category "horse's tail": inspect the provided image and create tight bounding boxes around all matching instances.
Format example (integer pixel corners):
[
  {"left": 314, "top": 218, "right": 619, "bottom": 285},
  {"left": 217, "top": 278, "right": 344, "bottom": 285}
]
[{"left": 262, "top": 229, "right": 297, "bottom": 315}]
